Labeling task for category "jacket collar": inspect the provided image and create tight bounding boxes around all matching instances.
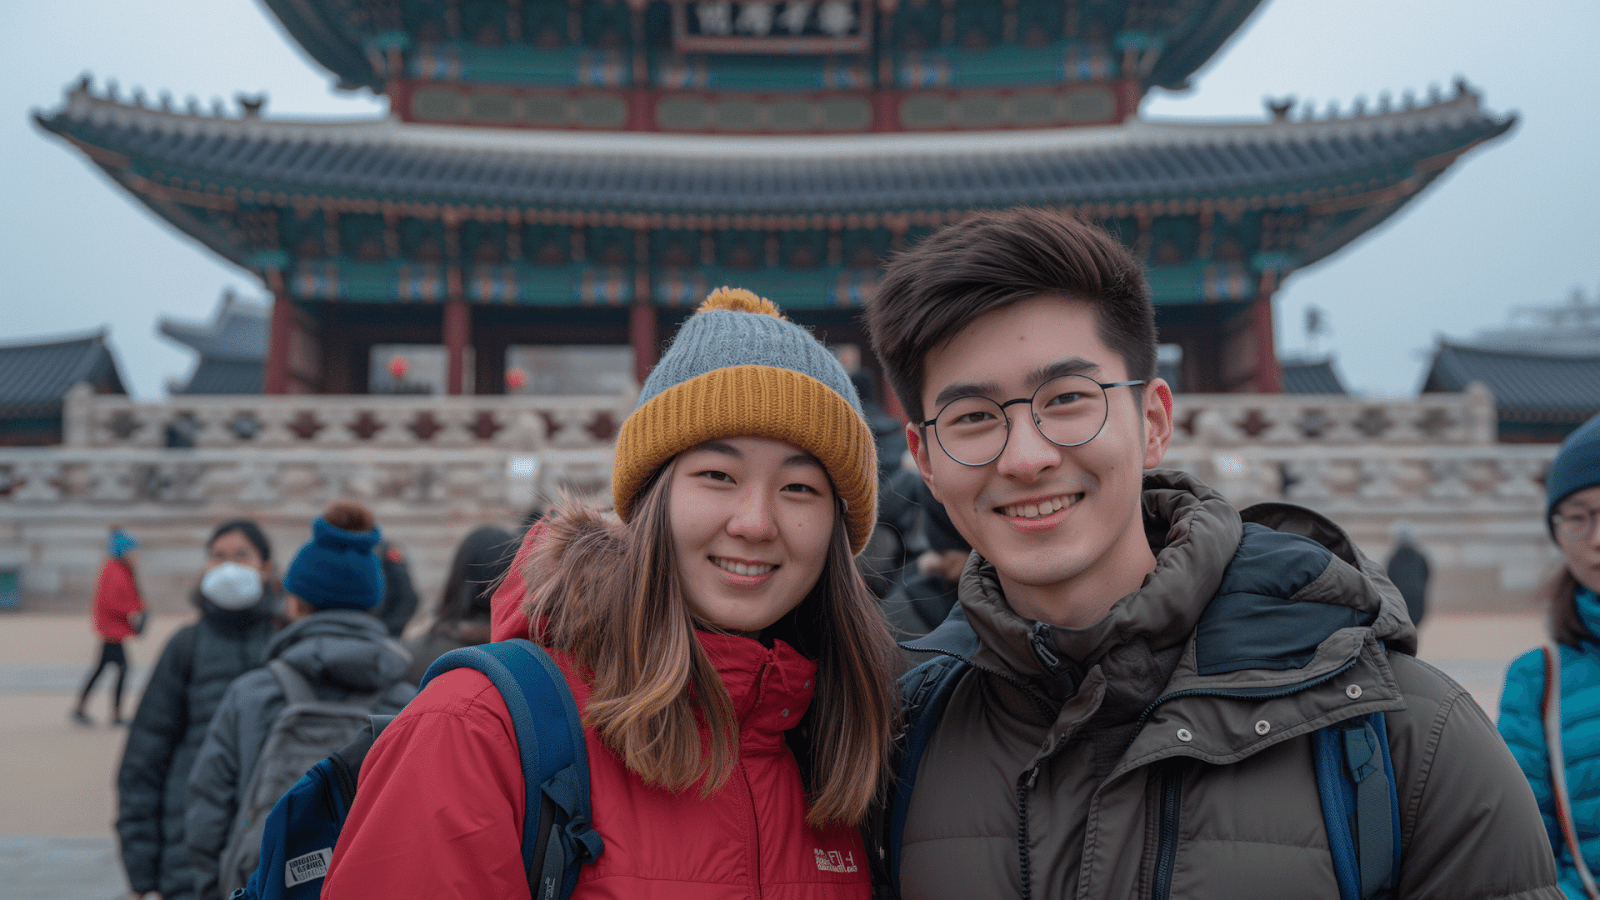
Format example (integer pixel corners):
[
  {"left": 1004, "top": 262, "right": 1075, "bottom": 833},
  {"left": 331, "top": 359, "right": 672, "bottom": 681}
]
[
  {"left": 695, "top": 630, "right": 817, "bottom": 744},
  {"left": 904, "top": 469, "right": 1416, "bottom": 726},
  {"left": 906, "top": 471, "right": 1238, "bottom": 680}
]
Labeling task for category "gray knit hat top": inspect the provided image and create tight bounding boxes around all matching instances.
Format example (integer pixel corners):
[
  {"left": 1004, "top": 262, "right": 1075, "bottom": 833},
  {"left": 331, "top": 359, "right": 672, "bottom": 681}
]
[{"left": 637, "top": 308, "right": 863, "bottom": 415}]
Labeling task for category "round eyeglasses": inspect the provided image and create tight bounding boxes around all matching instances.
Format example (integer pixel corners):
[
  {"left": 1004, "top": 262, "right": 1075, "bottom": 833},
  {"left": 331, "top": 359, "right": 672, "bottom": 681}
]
[
  {"left": 1552, "top": 506, "right": 1599, "bottom": 541},
  {"left": 921, "top": 374, "right": 1146, "bottom": 467}
]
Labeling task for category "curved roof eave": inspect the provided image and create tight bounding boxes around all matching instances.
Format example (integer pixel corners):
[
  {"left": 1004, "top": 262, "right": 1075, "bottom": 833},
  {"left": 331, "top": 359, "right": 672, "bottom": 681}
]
[
  {"left": 1147, "top": 0, "right": 1269, "bottom": 92},
  {"left": 258, "top": 0, "right": 380, "bottom": 91},
  {"left": 35, "top": 85, "right": 1513, "bottom": 222}
]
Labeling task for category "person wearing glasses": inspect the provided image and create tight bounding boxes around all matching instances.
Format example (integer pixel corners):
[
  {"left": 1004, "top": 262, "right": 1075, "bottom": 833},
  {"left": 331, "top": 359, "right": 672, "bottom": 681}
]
[
  {"left": 863, "top": 208, "right": 1558, "bottom": 899},
  {"left": 1499, "top": 413, "right": 1600, "bottom": 900}
]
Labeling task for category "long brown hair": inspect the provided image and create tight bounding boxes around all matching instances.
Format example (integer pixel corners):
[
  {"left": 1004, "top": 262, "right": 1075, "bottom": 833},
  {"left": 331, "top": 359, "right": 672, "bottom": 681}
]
[
  {"left": 1547, "top": 567, "right": 1590, "bottom": 647},
  {"left": 524, "top": 462, "right": 900, "bottom": 826}
]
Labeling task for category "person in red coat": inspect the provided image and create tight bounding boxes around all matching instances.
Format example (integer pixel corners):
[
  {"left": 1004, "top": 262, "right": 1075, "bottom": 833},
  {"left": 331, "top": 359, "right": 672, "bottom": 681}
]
[
  {"left": 324, "top": 289, "right": 901, "bottom": 899},
  {"left": 73, "top": 528, "right": 147, "bottom": 725}
]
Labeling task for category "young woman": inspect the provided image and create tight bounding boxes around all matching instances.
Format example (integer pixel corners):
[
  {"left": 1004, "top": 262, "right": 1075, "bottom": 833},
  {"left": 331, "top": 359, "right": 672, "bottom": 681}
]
[
  {"left": 117, "top": 519, "right": 280, "bottom": 900},
  {"left": 1500, "top": 412, "right": 1600, "bottom": 900},
  {"left": 324, "top": 289, "right": 900, "bottom": 899}
]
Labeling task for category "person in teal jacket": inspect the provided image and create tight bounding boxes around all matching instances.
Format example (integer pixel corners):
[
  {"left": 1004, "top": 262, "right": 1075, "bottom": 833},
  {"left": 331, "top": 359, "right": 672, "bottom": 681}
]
[{"left": 1501, "top": 411, "right": 1600, "bottom": 900}]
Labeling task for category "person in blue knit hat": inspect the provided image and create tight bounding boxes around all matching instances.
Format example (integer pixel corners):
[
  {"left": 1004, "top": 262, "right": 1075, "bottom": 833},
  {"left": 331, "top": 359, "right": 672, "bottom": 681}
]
[
  {"left": 184, "top": 501, "right": 416, "bottom": 900},
  {"left": 72, "top": 528, "right": 147, "bottom": 725},
  {"left": 1499, "top": 412, "right": 1600, "bottom": 900}
]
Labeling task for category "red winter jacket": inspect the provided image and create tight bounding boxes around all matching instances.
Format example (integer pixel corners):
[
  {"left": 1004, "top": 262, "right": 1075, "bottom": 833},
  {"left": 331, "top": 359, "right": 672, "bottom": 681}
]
[
  {"left": 93, "top": 559, "right": 145, "bottom": 643},
  {"left": 324, "top": 529, "right": 870, "bottom": 900}
]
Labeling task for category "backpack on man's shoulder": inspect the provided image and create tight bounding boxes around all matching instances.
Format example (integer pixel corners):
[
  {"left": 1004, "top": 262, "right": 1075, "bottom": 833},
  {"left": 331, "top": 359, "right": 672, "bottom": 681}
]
[
  {"left": 879, "top": 655, "right": 1402, "bottom": 900},
  {"left": 230, "top": 639, "right": 604, "bottom": 900},
  {"left": 218, "top": 659, "right": 392, "bottom": 897}
]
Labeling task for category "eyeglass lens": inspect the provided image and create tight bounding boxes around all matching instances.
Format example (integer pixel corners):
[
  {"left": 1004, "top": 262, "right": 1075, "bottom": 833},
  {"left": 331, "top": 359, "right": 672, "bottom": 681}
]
[
  {"left": 932, "top": 374, "right": 1110, "bottom": 466},
  {"left": 1554, "top": 507, "right": 1599, "bottom": 539}
]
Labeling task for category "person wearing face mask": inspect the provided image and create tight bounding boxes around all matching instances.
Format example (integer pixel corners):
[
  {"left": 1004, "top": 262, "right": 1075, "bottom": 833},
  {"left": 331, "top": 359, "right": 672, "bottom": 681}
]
[
  {"left": 116, "top": 519, "right": 280, "bottom": 900},
  {"left": 188, "top": 500, "right": 415, "bottom": 900}
]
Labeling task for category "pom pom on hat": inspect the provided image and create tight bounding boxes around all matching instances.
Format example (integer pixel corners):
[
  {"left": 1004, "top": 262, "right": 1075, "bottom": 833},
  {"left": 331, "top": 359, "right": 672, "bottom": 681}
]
[
  {"left": 285, "top": 501, "right": 386, "bottom": 611},
  {"left": 614, "top": 287, "right": 878, "bottom": 552},
  {"left": 698, "top": 286, "right": 786, "bottom": 319}
]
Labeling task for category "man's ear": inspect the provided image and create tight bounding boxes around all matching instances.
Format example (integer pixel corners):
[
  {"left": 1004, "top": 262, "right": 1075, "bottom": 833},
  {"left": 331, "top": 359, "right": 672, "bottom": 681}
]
[
  {"left": 906, "top": 422, "right": 944, "bottom": 504},
  {"left": 1143, "top": 378, "right": 1175, "bottom": 470}
]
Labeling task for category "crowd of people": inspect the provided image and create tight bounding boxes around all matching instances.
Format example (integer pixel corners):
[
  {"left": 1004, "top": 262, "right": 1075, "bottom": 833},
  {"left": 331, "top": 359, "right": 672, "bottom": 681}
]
[{"left": 77, "top": 208, "right": 1600, "bottom": 900}]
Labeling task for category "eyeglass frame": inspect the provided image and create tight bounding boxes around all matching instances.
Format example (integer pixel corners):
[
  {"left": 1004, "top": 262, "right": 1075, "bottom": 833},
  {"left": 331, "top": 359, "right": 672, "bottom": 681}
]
[
  {"left": 919, "top": 377, "right": 1147, "bottom": 468},
  {"left": 1552, "top": 505, "right": 1600, "bottom": 541}
]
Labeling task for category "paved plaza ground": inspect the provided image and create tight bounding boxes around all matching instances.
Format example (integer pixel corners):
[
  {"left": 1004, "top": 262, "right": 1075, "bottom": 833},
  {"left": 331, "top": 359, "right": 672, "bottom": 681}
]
[{"left": 0, "top": 608, "right": 1549, "bottom": 899}]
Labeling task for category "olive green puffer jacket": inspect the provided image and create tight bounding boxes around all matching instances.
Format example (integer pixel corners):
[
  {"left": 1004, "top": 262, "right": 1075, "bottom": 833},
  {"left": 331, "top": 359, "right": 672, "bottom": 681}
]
[{"left": 891, "top": 470, "right": 1559, "bottom": 900}]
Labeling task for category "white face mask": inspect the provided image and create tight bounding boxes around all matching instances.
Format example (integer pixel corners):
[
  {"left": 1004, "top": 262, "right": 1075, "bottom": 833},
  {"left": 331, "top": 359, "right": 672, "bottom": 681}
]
[{"left": 201, "top": 562, "right": 264, "bottom": 610}]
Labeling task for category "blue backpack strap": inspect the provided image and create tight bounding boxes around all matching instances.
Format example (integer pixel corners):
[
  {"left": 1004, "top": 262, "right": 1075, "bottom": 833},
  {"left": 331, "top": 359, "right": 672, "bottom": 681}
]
[
  {"left": 887, "top": 655, "right": 970, "bottom": 898},
  {"left": 420, "top": 639, "right": 604, "bottom": 900},
  {"left": 1313, "top": 711, "right": 1401, "bottom": 900}
]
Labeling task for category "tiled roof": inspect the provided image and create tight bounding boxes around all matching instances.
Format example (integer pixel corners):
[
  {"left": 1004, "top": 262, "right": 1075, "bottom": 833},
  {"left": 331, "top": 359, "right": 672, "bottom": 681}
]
[
  {"left": 261, "top": 0, "right": 1265, "bottom": 95},
  {"left": 35, "top": 88, "right": 1511, "bottom": 230},
  {"left": 1280, "top": 358, "right": 1347, "bottom": 395},
  {"left": 0, "top": 331, "right": 125, "bottom": 413},
  {"left": 158, "top": 294, "right": 269, "bottom": 362},
  {"left": 1423, "top": 342, "right": 1600, "bottom": 423},
  {"left": 174, "top": 358, "right": 264, "bottom": 395},
  {"left": 1144, "top": 0, "right": 1267, "bottom": 91}
]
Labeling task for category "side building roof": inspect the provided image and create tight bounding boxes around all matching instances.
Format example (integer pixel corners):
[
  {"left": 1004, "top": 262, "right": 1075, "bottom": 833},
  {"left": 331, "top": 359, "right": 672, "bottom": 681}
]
[
  {"left": 0, "top": 331, "right": 126, "bottom": 417},
  {"left": 1279, "top": 358, "right": 1347, "bottom": 394},
  {"left": 157, "top": 293, "right": 269, "bottom": 363},
  {"left": 1422, "top": 342, "right": 1600, "bottom": 436}
]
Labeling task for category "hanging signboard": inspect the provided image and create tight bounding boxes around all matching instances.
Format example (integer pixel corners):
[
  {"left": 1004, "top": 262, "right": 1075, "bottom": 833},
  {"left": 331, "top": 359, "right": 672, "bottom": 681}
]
[{"left": 672, "top": 1, "right": 871, "bottom": 55}]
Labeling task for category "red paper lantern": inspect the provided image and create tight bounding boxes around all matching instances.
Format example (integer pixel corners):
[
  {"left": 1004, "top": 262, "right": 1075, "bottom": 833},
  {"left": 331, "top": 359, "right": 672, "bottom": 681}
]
[
  {"left": 387, "top": 356, "right": 410, "bottom": 380},
  {"left": 505, "top": 366, "right": 528, "bottom": 391}
]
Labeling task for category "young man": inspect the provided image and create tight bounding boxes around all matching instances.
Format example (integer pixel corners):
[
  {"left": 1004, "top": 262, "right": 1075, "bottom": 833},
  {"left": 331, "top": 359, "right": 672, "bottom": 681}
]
[{"left": 865, "top": 208, "right": 1559, "bottom": 899}]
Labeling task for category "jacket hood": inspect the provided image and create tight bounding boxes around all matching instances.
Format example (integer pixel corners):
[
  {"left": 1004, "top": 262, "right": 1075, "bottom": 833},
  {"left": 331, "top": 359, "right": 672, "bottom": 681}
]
[
  {"left": 907, "top": 469, "right": 1415, "bottom": 691},
  {"left": 266, "top": 609, "right": 412, "bottom": 693}
]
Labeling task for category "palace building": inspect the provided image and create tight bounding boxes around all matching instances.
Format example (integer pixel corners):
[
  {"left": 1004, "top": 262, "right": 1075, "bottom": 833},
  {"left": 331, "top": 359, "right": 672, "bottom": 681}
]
[{"left": 37, "top": 0, "right": 1512, "bottom": 398}]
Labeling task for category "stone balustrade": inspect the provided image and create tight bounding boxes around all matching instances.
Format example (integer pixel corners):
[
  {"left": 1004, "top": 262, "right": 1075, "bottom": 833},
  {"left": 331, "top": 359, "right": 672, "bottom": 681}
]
[
  {"left": 60, "top": 383, "right": 637, "bottom": 452},
  {"left": 0, "top": 384, "right": 1562, "bottom": 615},
  {"left": 1166, "top": 383, "right": 1496, "bottom": 447}
]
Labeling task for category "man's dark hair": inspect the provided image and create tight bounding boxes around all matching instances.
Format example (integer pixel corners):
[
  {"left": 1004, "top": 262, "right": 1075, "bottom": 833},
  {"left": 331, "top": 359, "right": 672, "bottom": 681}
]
[{"left": 866, "top": 208, "right": 1156, "bottom": 423}]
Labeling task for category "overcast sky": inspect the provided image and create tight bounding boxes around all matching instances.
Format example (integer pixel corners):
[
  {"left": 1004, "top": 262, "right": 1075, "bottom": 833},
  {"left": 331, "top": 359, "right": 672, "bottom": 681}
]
[{"left": 3, "top": 0, "right": 1596, "bottom": 400}]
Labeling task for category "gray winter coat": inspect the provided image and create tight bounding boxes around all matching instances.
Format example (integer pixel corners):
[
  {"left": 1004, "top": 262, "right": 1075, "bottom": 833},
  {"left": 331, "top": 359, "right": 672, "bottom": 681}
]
[
  {"left": 184, "top": 610, "right": 414, "bottom": 900},
  {"left": 893, "top": 470, "right": 1559, "bottom": 900},
  {"left": 116, "top": 591, "right": 278, "bottom": 900}
]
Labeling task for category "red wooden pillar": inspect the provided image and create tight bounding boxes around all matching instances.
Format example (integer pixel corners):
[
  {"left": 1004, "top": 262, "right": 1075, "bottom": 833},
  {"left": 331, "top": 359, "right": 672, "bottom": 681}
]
[
  {"left": 630, "top": 229, "right": 656, "bottom": 385},
  {"left": 630, "top": 302, "right": 656, "bottom": 386},
  {"left": 444, "top": 300, "right": 470, "bottom": 395},
  {"left": 1251, "top": 272, "right": 1283, "bottom": 393},
  {"left": 265, "top": 291, "right": 293, "bottom": 395}
]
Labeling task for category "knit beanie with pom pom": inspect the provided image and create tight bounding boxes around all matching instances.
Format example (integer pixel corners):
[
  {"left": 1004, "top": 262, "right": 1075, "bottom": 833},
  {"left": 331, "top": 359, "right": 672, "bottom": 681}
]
[
  {"left": 612, "top": 287, "right": 877, "bottom": 553},
  {"left": 284, "top": 501, "right": 386, "bottom": 611}
]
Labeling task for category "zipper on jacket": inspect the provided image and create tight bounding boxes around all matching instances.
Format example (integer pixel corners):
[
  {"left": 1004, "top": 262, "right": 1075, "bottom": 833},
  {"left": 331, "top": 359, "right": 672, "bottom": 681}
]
[
  {"left": 1151, "top": 763, "right": 1183, "bottom": 900},
  {"left": 1017, "top": 764, "right": 1041, "bottom": 900},
  {"left": 737, "top": 760, "right": 763, "bottom": 897},
  {"left": 1031, "top": 622, "right": 1061, "bottom": 673}
]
